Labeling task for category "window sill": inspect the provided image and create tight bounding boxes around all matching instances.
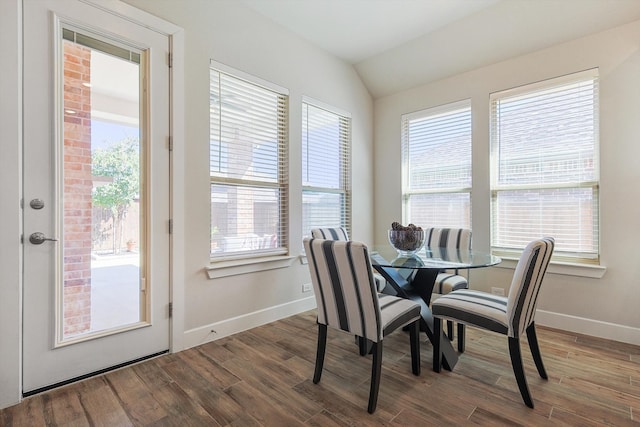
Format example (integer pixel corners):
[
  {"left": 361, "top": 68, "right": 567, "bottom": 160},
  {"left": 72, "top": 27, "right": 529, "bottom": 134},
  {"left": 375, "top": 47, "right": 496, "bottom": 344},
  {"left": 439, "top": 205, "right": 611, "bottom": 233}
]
[
  {"left": 494, "top": 257, "right": 606, "bottom": 279},
  {"left": 206, "top": 255, "right": 296, "bottom": 279}
]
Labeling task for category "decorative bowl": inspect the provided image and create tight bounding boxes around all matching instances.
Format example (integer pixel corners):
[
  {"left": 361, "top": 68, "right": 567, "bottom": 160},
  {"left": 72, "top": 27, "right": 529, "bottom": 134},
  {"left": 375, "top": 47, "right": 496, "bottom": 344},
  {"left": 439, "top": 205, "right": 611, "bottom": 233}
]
[{"left": 388, "top": 229, "right": 425, "bottom": 256}]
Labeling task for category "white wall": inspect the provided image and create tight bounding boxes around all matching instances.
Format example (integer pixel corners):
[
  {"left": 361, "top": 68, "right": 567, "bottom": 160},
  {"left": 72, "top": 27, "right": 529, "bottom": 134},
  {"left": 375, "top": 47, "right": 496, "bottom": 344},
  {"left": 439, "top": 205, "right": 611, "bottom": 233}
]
[
  {"left": 0, "top": 0, "right": 372, "bottom": 409},
  {"left": 4, "top": 0, "right": 638, "bottom": 411},
  {"left": 121, "top": 0, "right": 374, "bottom": 345},
  {"left": 374, "top": 20, "right": 640, "bottom": 344}
]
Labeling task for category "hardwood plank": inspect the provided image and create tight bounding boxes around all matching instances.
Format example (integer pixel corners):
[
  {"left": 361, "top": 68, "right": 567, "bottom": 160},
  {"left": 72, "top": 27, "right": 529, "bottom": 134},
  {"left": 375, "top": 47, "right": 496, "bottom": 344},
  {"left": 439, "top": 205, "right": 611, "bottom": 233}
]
[
  {"left": 132, "top": 359, "right": 220, "bottom": 426},
  {"left": 389, "top": 406, "right": 470, "bottom": 426},
  {"left": 496, "top": 371, "right": 637, "bottom": 425},
  {"left": 184, "top": 346, "right": 242, "bottom": 390},
  {"left": 2, "top": 311, "right": 639, "bottom": 425},
  {"left": 468, "top": 406, "right": 537, "bottom": 426},
  {"left": 75, "top": 376, "right": 133, "bottom": 427},
  {"left": 431, "top": 371, "right": 555, "bottom": 423},
  {"left": 196, "top": 337, "right": 237, "bottom": 364},
  {"left": 42, "top": 387, "right": 91, "bottom": 426},
  {"left": 575, "top": 333, "right": 640, "bottom": 358},
  {"left": 0, "top": 395, "right": 47, "bottom": 427},
  {"left": 104, "top": 366, "right": 167, "bottom": 426},
  {"left": 549, "top": 406, "right": 611, "bottom": 426},
  {"left": 304, "top": 409, "right": 351, "bottom": 427},
  {"left": 224, "top": 381, "right": 304, "bottom": 426},
  {"left": 560, "top": 374, "right": 640, "bottom": 406},
  {"left": 158, "top": 354, "right": 245, "bottom": 425},
  {"left": 221, "top": 347, "right": 323, "bottom": 421},
  {"left": 293, "top": 379, "right": 397, "bottom": 425}
]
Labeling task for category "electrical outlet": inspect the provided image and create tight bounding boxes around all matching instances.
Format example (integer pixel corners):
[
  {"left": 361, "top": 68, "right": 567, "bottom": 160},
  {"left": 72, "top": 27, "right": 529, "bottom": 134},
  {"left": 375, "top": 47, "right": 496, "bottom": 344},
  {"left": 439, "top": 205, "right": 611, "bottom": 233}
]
[
  {"left": 302, "top": 283, "right": 312, "bottom": 293},
  {"left": 491, "top": 287, "right": 505, "bottom": 296}
]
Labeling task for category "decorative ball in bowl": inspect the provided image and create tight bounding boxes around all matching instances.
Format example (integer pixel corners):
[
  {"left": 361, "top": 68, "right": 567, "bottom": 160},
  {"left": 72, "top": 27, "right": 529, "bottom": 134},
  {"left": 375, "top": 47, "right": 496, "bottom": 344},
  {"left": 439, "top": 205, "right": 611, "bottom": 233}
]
[{"left": 388, "top": 229, "right": 425, "bottom": 256}]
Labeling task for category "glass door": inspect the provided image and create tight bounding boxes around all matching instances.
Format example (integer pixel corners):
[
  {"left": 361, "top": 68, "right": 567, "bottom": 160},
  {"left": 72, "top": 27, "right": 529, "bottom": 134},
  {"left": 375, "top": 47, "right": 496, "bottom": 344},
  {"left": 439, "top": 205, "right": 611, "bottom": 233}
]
[{"left": 23, "top": 0, "right": 171, "bottom": 394}]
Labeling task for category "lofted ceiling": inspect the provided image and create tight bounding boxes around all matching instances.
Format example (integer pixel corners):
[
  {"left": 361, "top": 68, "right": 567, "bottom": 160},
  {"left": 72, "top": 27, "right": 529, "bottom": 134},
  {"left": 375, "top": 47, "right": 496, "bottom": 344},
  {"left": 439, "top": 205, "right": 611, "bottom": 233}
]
[{"left": 240, "top": 0, "right": 640, "bottom": 98}]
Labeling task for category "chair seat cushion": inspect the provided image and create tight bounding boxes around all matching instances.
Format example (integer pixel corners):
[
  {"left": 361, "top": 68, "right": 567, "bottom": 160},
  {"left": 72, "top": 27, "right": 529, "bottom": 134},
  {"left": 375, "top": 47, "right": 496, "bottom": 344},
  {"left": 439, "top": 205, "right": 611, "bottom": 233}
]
[
  {"left": 434, "top": 273, "right": 468, "bottom": 294},
  {"left": 379, "top": 294, "right": 421, "bottom": 337},
  {"left": 432, "top": 289, "right": 509, "bottom": 335}
]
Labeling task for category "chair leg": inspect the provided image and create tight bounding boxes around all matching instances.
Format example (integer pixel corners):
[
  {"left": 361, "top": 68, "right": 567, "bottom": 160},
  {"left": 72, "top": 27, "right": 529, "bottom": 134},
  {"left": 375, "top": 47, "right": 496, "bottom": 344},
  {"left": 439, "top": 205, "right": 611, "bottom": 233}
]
[
  {"left": 357, "top": 336, "right": 368, "bottom": 356},
  {"left": 368, "top": 342, "right": 383, "bottom": 414},
  {"left": 457, "top": 323, "right": 465, "bottom": 353},
  {"left": 508, "top": 336, "right": 534, "bottom": 408},
  {"left": 447, "top": 320, "right": 454, "bottom": 341},
  {"left": 526, "top": 322, "right": 548, "bottom": 379},
  {"left": 409, "top": 320, "right": 421, "bottom": 375},
  {"left": 313, "top": 324, "right": 327, "bottom": 384},
  {"left": 433, "top": 317, "right": 443, "bottom": 373}
]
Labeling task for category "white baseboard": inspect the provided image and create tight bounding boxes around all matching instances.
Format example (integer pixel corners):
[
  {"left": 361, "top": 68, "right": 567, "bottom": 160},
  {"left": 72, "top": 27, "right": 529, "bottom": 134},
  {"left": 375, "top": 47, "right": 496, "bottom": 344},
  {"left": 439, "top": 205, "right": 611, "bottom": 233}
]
[
  {"left": 536, "top": 310, "right": 640, "bottom": 345},
  {"left": 182, "top": 302, "right": 638, "bottom": 351},
  {"left": 182, "top": 296, "right": 317, "bottom": 350}
]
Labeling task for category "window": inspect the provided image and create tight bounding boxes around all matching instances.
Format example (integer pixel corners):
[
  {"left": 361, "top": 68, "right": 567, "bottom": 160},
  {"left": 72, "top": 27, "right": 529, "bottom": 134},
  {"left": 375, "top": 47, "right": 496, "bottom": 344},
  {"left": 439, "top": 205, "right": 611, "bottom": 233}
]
[
  {"left": 401, "top": 100, "right": 472, "bottom": 229},
  {"left": 490, "top": 69, "right": 599, "bottom": 263},
  {"left": 209, "top": 62, "right": 288, "bottom": 259},
  {"left": 302, "top": 99, "right": 351, "bottom": 238}
]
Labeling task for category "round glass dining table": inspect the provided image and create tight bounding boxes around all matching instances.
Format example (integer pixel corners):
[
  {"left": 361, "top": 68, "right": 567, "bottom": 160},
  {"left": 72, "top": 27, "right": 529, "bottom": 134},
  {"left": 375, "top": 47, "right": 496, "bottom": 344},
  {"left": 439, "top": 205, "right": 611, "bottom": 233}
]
[
  {"left": 370, "top": 245, "right": 501, "bottom": 271},
  {"left": 369, "top": 245, "right": 501, "bottom": 371}
]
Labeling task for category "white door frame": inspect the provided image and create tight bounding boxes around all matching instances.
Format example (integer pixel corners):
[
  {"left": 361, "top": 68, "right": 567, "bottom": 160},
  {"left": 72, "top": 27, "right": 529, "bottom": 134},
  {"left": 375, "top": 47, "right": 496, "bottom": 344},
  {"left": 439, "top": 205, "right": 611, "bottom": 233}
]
[
  {"left": 0, "top": 0, "right": 184, "bottom": 409},
  {"left": 0, "top": 0, "right": 24, "bottom": 410}
]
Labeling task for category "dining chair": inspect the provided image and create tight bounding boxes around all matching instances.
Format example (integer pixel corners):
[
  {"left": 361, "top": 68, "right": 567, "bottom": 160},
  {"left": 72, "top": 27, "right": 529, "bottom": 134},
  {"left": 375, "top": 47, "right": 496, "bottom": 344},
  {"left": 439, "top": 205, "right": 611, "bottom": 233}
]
[
  {"left": 431, "top": 237, "right": 554, "bottom": 408},
  {"left": 304, "top": 237, "right": 421, "bottom": 413},
  {"left": 311, "top": 227, "right": 389, "bottom": 356},
  {"left": 311, "top": 227, "right": 387, "bottom": 293},
  {"left": 310, "top": 227, "right": 350, "bottom": 241},
  {"left": 424, "top": 227, "right": 472, "bottom": 350}
]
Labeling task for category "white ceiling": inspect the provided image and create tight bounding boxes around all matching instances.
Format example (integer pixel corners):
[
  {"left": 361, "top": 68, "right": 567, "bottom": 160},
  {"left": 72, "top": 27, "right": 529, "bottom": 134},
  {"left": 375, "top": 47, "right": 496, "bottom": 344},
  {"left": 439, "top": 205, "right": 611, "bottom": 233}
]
[
  {"left": 241, "top": 0, "right": 640, "bottom": 98},
  {"left": 241, "top": 0, "right": 501, "bottom": 63}
]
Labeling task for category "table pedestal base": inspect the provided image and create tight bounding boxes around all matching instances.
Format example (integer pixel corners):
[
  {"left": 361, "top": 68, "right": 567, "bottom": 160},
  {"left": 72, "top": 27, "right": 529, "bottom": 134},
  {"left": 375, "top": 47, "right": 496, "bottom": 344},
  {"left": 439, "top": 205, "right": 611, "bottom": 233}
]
[{"left": 372, "top": 261, "right": 458, "bottom": 371}]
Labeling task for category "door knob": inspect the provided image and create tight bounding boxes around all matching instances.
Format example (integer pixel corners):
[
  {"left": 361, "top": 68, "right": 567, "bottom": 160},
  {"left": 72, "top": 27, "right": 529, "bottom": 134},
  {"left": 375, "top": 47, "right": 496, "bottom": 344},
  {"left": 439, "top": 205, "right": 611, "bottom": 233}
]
[
  {"left": 29, "top": 232, "right": 58, "bottom": 245},
  {"left": 29, "top": 198, "right": 45, "bottom": 210}
]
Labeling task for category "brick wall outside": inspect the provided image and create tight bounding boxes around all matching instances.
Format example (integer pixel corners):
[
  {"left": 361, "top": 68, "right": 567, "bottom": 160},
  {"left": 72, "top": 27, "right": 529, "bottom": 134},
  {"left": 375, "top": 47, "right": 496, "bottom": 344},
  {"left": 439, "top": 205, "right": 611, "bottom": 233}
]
[{"left": 62, "top": 41, "right": 93, "bottom": 337}]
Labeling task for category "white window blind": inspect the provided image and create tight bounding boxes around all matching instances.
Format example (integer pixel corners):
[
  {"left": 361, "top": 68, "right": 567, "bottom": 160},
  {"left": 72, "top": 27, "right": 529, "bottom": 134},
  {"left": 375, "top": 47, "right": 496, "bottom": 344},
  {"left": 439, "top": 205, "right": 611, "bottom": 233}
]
[
  {"left": 209, "top": 63, "right": 288, "bottom": 259},
  {"left": 401, "top": 100, "right": 472, "bottom": 229},
  {"left": 490, "top": 69, "right": 599, "bottom": 262},
  {"left": 302, "top": 100, "right": 351, "bottom": 238}
]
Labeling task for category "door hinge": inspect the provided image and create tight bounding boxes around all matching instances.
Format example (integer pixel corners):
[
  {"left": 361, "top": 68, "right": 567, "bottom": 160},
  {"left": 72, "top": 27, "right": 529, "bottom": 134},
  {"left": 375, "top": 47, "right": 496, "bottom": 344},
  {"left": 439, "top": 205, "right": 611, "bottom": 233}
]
[
  {"left": 168, "top": 52, "right": 172, "bottom": 68},
  {"left": 168, "top": 135, "right": 173, "bottom": 152},
  {"left": 168, "top": 302, "right": 173, "bottom": 318},
  {"left": 168, "top": 219, "right": 173, "bottom": 234}
]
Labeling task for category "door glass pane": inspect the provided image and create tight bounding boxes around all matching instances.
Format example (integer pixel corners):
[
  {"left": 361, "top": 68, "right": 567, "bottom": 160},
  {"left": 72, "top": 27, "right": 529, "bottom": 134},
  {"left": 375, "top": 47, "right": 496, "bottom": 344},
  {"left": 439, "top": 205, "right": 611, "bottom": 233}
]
[{"left": 61, "top": 31, "right": 144, "bottom": 342}]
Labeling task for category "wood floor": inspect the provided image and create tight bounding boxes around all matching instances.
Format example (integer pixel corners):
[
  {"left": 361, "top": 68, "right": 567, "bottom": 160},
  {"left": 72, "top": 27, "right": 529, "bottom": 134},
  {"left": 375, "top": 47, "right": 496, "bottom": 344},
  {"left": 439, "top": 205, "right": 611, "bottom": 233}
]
[{"left": 2, "top": 310, "right": 640, "bottom": 426}]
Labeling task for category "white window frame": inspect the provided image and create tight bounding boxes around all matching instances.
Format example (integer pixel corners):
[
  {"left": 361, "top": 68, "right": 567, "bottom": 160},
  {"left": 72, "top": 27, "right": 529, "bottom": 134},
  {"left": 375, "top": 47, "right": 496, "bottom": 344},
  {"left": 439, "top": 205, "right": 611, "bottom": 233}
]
[
  {"left": 490, "top": 68, "right": 600, "bottom": 265},
  {"left": 401, "top": 99, "right": 472, "bottom": 229},
  {"left": 301, "top": 97, "right": 351, "bottom": 239},
  {"left": 209, "top": 61, "right": 289, "bottom": 261}
]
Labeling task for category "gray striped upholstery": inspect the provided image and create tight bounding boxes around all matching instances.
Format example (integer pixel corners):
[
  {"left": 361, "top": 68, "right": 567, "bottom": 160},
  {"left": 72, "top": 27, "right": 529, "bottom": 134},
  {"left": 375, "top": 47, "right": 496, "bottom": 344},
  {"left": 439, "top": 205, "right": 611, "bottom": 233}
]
[
  {"left": 433, "top": 273, "right": 469, "bottom": 294},
  {"left": 304, "top": 238, "right": 421, "bottom": 342},
  {"left": 432, "top": 237, "right": 554, "bottom": 338},
  {"left": 311, "top": 227, "right": 387, "bottom": 293},
  {"left": 432, "top": 237, "right": 554, "bottom": 408},
  {"left": 425, "top": 227, "right": 472, "bottom": 294},
  {"left": 304, "top": 237, "right": 421, "bottom": 413},
  {"left": 311, "top": 227, "right": 349, "bottom": 241},
  {"left": 425, "top": 227, "right": 472, "bottom": 250}
]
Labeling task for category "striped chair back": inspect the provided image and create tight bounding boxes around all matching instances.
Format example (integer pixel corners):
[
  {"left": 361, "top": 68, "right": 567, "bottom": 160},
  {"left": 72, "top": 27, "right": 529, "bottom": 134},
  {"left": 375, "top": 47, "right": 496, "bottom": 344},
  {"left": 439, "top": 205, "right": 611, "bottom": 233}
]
[
  {"left": 424, "top": 228, "right": 472, "bottom": 251},
  {"left": 311, "top": 227, "right": 349, "bottom": 241},
  {"left": 506, "top": 237, "right": 555, "bottom": 338},
  {"left": 304, "top": 238, "right": 382, "bottom": 342}
]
